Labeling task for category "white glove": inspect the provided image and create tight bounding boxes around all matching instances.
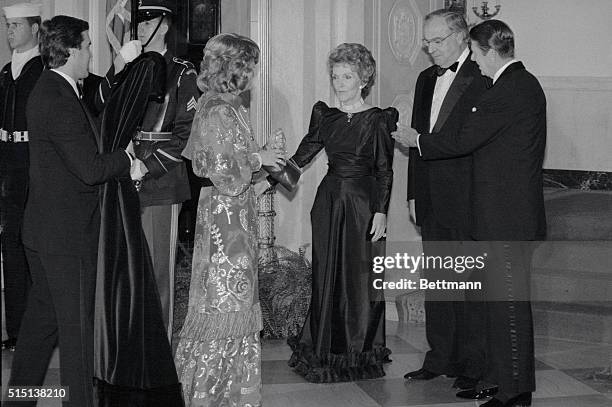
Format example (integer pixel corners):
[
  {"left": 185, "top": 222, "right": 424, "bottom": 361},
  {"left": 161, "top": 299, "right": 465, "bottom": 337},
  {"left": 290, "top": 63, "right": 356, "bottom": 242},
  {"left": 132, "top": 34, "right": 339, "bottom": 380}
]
[
  {"left": 130, "top": 158, "right": 148, "bottom": 181},
  {"left": 119, "top": 40, "right": 142, "bottom": 64}
]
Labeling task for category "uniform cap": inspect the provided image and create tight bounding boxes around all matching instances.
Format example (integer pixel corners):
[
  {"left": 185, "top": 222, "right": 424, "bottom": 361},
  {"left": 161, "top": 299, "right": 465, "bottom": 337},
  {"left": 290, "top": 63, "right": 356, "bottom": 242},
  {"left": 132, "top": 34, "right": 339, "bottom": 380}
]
[
  {"left": 137, "top": 0, "right": 174, "bottom": 22},
  {"left": 3, "top": 3, "right": 41, "bottom": 19}
]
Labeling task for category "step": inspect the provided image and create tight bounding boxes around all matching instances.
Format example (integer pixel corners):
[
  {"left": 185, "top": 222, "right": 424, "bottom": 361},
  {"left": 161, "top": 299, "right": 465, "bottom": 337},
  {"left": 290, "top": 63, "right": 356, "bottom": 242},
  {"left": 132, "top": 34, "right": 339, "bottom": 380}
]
[
  {"left": 532, "top": 241, "right": 612, "bottom": 275},
  {"left": 531, "top": 266, "right": 612, "bottom": 302},
  {"left": 533, "top": 301, "right": 612, "bottom": 344}
]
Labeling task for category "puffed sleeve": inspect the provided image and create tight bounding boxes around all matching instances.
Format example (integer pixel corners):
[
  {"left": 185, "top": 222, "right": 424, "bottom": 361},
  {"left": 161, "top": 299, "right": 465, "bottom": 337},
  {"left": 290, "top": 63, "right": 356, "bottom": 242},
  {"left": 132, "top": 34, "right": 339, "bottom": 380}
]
[
  {"left": 373, "top": 107, "right": 398, "bottom": 214},
  {"left": 182, "top": 99, "right": 260, "bottom": 196},
  {"left": 290, "top": 101, "right": 328, "bottom": 168}
]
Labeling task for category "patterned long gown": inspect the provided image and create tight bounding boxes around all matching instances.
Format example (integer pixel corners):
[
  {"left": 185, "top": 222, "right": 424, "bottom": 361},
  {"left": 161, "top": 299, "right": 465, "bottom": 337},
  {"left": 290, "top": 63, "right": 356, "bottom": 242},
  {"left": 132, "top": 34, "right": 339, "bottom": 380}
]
[{"left": 175, "top": 93, "right": 262, "bottom": 407}]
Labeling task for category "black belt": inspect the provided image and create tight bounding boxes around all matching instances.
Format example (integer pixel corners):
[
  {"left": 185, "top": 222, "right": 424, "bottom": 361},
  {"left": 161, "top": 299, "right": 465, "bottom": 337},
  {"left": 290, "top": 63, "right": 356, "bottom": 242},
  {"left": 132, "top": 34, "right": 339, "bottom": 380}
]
[{"left": 0, "top": 129, "right": 28, "bottom": 142}]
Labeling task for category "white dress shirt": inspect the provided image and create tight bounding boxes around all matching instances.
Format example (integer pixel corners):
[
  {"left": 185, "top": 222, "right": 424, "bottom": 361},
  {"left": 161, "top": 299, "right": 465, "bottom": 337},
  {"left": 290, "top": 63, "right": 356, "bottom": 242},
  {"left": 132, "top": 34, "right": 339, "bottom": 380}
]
[
  {"left": 429, "top": 47, "right": 470, "bottom": 132},
  {"left": 493, "top": 59, "right": 518, "bottom": 84}
]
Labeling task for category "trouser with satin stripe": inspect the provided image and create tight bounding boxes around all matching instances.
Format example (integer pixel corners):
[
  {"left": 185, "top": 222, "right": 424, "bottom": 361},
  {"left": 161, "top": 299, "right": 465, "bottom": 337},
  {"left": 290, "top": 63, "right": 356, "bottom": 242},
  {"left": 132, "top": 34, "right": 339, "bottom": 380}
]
[
  {"left": 483, "top": 242, "right": 535, "bottom": 395},
  {"left": 141, "top": 203, "right": 181, "bottom": 341}
]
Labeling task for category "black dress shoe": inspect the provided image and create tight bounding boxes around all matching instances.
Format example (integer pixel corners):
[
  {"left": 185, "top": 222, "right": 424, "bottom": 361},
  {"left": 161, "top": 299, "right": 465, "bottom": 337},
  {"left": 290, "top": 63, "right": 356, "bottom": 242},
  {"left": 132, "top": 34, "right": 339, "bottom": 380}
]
[
  {"left": 480, "top": 393, "right": 532, "bottom": 407},
  {"left": 452, "top": 376, "right": 479, "bottom": 390},
  {"left": 456, "top": 385, "right": 499, "bottom": 399},
  {"left": 404, "top": 368, "right": 439, "bottom": 380},
  {"left": 2, "top": 338, "right": 17, "bottom": 351}
]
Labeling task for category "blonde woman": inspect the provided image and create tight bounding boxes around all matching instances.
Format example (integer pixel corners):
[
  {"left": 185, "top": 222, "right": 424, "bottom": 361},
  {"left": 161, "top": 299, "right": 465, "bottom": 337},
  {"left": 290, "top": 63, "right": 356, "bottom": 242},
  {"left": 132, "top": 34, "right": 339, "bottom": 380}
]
[{"left": 174, "top": 33, "right": 284, "bottom": 407}]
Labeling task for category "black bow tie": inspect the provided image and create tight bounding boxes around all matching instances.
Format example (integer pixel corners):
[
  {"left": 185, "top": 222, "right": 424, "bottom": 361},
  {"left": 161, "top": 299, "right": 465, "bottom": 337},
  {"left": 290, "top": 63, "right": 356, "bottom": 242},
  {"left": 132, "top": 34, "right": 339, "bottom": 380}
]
[{"left": 434, "top": 62, "right": 459, "bottom": 76}]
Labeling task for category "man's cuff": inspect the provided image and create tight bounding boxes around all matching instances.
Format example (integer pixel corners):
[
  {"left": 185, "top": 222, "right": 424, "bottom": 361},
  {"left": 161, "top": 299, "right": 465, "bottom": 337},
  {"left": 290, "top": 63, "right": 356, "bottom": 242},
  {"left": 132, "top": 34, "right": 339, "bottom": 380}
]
[{"left": 416, "top": 134, "right": 422, "bottom": 156}]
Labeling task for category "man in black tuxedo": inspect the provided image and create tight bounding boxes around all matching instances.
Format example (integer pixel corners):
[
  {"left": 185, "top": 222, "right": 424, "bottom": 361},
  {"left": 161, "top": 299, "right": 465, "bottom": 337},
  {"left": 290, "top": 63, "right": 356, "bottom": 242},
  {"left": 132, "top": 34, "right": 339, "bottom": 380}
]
[
  {"left": 398, "top": 20, "right": 546, "bottom": 407},
  {"left": 6, "top": 16, "right": 141, "bottom": 407},
  {"left": 395, "top": 9, "right": 488, "bottom": 390}
]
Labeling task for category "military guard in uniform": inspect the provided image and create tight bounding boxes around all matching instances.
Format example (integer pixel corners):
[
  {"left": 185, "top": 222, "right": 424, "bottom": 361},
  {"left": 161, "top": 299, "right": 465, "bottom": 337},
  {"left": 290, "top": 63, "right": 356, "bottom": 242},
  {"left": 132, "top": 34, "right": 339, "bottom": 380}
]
[
  {"left": 0, "top": 3, "right": 43, "bottom": 352},
  {"left": 97, "top": 0, "right": 199, "bottom": 340}
]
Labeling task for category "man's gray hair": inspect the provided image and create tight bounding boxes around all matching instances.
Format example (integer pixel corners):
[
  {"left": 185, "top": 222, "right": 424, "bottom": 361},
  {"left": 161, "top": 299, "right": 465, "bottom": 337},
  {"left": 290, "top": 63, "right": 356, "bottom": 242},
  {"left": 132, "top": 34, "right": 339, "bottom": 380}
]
[{"left": 424, "top": 9, "right": 469, "bottom": 42}]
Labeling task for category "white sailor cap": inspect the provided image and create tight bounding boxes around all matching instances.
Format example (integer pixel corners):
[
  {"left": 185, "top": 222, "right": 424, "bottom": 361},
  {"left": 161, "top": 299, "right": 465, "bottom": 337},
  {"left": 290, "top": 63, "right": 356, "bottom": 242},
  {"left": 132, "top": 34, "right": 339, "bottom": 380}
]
[{"left": 3, "top": 3, "right": 41, "bottom": 19}]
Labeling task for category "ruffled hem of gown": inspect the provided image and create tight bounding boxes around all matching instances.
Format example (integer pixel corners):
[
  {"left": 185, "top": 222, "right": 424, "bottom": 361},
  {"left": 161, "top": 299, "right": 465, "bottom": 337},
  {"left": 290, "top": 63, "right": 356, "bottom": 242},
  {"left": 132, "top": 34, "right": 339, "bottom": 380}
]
[{"left": 287, "top": 336, "right": 391, "bottom": 383}]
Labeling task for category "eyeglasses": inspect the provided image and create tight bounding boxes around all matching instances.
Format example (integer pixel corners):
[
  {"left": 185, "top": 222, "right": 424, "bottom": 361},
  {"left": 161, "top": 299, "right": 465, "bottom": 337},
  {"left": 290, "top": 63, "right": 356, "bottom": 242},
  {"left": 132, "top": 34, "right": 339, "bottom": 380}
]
[{"left": 422, "top": 32, "right": 455, "bottom": 48}]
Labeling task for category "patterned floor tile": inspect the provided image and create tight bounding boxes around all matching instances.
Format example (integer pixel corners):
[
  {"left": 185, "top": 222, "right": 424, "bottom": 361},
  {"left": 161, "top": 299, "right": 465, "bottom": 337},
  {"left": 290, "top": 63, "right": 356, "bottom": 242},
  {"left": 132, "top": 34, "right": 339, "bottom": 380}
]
[
  {"left": 387, "top": 321, "right": 430, "bottom": 353},
  {"left": 262, "top": 338, "right": 294, "bottom": 361},
  {"left": 535, "top": 336, "right": 602, "bottom": 356},
  {"left": 262, "top": 382, "right": 380, "bottom": 407},
  {"left": 381, "top": 354, "right": 426, "bottom": 380},
  {"left": 561, "top": 367, "right": 612, "bottom": 395},
  {"left": 533, "top": 369, "right": 601, "bottom": 398},
  {"left": 263, "top": 382, "right": 328, "bottom": 396},
  {"left": 387, "top": 334, "right": 423, "bottom": 355},
  {"left": 537, "top": 345, "right": 612, "bottom": 370},
  {"left": 531, "top": 394, "right": 612, "bottom": 406},
  {"left": 262, "top": 360, "right": 310, "bottom": 385},
  {"left": 356, "top": 377, "right": 461, "bottom": 407},
  {"left": 535, "top": 358, "right": 555, "bottom": 371},
  {"left": 404, "top": 404, "right": 479, "bottom": 407}
]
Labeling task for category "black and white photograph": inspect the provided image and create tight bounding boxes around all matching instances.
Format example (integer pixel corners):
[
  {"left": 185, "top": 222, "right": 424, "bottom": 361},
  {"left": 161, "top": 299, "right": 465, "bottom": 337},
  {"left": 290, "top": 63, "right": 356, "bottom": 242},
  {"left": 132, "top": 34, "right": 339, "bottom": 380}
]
[{"left": 1, "top": 0, "right": 611, "bottom": 406}]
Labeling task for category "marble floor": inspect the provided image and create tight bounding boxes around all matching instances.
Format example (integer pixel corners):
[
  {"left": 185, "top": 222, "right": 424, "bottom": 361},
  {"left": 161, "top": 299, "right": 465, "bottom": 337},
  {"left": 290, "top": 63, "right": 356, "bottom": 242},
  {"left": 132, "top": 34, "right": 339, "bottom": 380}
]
[{"left": 2, "top": 318, "right": 611, "bottom": 406}]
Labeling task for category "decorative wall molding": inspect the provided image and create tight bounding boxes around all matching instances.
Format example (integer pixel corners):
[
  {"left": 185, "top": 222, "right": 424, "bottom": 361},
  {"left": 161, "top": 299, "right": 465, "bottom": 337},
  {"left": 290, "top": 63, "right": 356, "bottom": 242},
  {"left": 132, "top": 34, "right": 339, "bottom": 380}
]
[
  {"left": 253, "top": 0, "right": 270, "bottom": 146},
  {"left": 541, "top": 75, "right": 612, "bottom": 172},
  {"left": 387, "top": 0, "right": 422, "bottom": 66}
]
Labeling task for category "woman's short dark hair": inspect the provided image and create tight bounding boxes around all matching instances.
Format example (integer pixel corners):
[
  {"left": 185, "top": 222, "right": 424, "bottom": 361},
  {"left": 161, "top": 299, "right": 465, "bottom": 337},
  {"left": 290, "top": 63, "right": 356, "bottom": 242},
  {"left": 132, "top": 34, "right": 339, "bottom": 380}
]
[
  {"left": 469, "top": 19, "right": 515, "bottom": 58},
  {"left": 197, "top": 33, "right": 260, "bottom": 95},
  {"left": 328, "top": 43, "right": 376, "bottom": 98},
  {"left": 39, "top": 15, "right": 88, "bottom": 69}
]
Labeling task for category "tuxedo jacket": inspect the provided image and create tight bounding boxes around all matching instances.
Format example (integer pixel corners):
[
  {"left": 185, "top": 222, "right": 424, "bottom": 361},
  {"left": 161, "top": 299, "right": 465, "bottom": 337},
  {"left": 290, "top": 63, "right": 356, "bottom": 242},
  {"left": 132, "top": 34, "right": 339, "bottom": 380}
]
[
  {"left": 419, "top": 62, "right": 546, "bottom": 241},
  {"left": 22, "top": 70, "right": 130, "bottom": 256},
  {"left": 408, "top": 57, "right": 489, "bottom": 230}
]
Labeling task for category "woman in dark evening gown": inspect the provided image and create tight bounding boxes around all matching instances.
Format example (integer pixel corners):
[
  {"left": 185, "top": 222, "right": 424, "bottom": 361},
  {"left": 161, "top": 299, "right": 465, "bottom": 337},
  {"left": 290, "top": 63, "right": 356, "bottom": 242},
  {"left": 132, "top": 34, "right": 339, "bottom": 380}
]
[{"left": 287, "top": 43, "right": 398, "bottom": 383}]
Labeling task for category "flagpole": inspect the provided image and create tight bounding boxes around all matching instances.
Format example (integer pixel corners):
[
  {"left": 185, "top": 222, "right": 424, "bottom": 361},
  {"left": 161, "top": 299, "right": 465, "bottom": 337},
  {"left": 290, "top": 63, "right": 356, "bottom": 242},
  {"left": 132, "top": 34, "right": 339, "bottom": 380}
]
[{"left": 130, "top": 0, "right": 138, "bottom": 40}]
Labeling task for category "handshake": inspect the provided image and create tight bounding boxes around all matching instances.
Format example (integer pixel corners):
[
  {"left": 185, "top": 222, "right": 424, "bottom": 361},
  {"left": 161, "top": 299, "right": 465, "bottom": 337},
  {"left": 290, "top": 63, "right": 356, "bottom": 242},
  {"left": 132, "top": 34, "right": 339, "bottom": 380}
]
[
  {"left": 260, "top": 128, "right": 288, "bottom": 171},
  {"left": 258, "top": 128, "right": 302, "bottom": 192}
]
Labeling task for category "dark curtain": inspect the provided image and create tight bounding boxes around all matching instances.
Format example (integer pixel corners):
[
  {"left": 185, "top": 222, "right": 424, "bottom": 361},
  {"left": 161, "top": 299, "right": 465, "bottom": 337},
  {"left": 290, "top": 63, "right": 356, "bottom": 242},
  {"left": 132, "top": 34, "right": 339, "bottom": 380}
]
[{"left": 94, "top": 52, "right": 185, "bottom": 407}]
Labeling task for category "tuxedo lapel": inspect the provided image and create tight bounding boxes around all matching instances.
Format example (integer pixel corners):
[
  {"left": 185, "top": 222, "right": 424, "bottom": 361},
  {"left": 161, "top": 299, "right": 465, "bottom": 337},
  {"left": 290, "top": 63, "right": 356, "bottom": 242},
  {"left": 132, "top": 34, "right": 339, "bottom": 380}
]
[
  {"left": 432, "top": 60, "right": 476, "bottom": 133},
  {"left": 78, "top": 97, "right": 102, "bottom": 150},
  {"left": 47, "top": 70, "right": 100, "bottom": 147}
]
